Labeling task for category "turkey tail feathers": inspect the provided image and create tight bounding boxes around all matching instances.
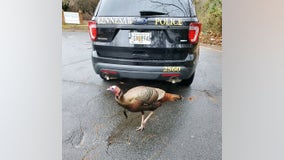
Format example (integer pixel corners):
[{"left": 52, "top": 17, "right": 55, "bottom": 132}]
[{"left": 161, "top": 93, "right": 183, "bottom": 102}]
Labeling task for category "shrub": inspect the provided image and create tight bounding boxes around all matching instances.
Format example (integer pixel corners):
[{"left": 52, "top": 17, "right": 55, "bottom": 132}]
[
  {"left": 195, "top": 0, "right": 222, "bottom": 36},
  {"left": 62, "top": 0, "right": 71, "bottom": 11},
  {"left": 76, "top": 0, "right": 99, "bottom": 17},
  {"left": 62, "top": 0, "right": 99, "bottom": 20}
]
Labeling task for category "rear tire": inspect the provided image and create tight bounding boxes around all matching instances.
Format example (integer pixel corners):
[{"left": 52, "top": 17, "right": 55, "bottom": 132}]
[{"left": 179, "top": 72, "right": 195, "bottom": 86}]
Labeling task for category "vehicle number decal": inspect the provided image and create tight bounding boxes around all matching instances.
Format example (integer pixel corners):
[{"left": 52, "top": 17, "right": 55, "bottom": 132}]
[{"left": 163, "top": 67, "right": 181, "bottom": 72}]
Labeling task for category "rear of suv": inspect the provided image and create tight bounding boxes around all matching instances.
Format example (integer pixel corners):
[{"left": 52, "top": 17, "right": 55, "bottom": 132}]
[{"left": 88, "top": 0, "right": 201, "bottom": 86}]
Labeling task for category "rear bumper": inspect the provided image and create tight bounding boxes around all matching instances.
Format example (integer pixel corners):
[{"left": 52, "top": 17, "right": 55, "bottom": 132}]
[
  {"left": 92, "top": 50, "right": 198, "bottom": 81},
  {"left": 94, "top": 62, "right": 194, "bottom": 80}
]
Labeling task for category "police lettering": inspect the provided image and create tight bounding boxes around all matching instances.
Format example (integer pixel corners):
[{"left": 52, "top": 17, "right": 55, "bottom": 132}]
[{"left": 155, "top": 18, "right": 183, "bottom": 26}]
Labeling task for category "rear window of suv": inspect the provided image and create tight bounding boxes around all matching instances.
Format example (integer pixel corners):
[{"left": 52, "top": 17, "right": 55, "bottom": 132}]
[{"left": 97, "top": 0, "right": 196, "bottom": 17}]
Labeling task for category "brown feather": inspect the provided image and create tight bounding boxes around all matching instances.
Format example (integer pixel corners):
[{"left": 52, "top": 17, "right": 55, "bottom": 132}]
[
  {"left": 159, "top": 93, "right": 182, "bottom": 103},
  {"left": 109, "top": 85, "right": 181, "bottom": 112}
]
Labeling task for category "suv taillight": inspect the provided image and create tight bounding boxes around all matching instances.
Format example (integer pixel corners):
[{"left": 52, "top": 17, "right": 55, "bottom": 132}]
[
  {"left": 88, "top": 21, "right": 97, "bottom": 41},
  {"left": 188, "top": 22, "right": 201, "bottom": 44}
]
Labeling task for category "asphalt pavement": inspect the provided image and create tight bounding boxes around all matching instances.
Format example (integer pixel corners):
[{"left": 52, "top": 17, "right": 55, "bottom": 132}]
[{"left": 62, "top": 31, "right": 222, "bottom": 160}]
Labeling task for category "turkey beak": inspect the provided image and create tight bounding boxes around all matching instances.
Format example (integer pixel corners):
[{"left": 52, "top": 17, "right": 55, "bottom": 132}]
[{"left": 106, "top": 87, "right": 113, "bottom": 91}]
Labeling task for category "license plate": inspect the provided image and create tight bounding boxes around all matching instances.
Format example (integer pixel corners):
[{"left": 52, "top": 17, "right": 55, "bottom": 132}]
[{"left": 129, "top": 32, "right": 151, "bottom": 45}]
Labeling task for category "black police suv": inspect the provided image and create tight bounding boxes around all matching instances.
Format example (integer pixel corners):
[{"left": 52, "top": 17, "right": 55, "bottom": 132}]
[{"left": 88, "top": 0, "right": 201, "bottom": 86}]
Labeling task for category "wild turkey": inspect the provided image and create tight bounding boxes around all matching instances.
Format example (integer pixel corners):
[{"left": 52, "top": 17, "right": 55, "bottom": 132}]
[{"left": 107, "top": 85, "right": 182, "bottom": 131}]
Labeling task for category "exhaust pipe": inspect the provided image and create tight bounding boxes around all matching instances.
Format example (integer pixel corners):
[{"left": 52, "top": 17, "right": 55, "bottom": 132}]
[
  {"left": 104, "top": 75, "right": 110, "bottom": 80},
  {"left": 167, "top": 77, "right": 182, "bottom": 84},
  {"left": 102, "top": 74, "right": 118, "bottom": 80},
  {"left": 100, "top": 69, "right": 118, "bottom": 80}
]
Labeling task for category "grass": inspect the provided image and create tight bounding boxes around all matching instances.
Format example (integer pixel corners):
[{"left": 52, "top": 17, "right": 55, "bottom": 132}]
[
  {"left": 62, "top": 24, "right": 88, "bottom": 31},
  {"left": 62, "top": 20, "right": 88, "bottom": 31}
]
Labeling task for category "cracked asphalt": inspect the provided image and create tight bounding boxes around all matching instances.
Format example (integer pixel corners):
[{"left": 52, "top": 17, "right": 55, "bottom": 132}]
[{"left": 62, "top": 31, "right": 222, "bottom": 160}]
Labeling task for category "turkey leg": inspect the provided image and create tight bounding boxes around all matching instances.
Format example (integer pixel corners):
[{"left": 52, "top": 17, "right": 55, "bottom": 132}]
[{"left": 136, "top": 111, "right": 154, "bottom": 131}]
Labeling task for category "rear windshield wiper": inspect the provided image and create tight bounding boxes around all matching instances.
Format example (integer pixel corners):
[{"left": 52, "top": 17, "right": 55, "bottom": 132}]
[{"left": 140, "top": 11, "right": 169, "bottom": 17}]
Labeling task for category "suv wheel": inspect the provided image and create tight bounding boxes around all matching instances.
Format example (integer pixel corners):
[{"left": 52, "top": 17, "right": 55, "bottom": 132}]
[{"left": 179, "top": 72, "right": 195, "bottom": 86}]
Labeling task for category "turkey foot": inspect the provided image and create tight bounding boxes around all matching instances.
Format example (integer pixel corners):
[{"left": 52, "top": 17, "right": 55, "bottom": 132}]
[
  {"left": 136, "top": 111, "right": 154, "bottom": 131},
  {"left": 136, "top": 125, "right": 145, "bottom": 131}
]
